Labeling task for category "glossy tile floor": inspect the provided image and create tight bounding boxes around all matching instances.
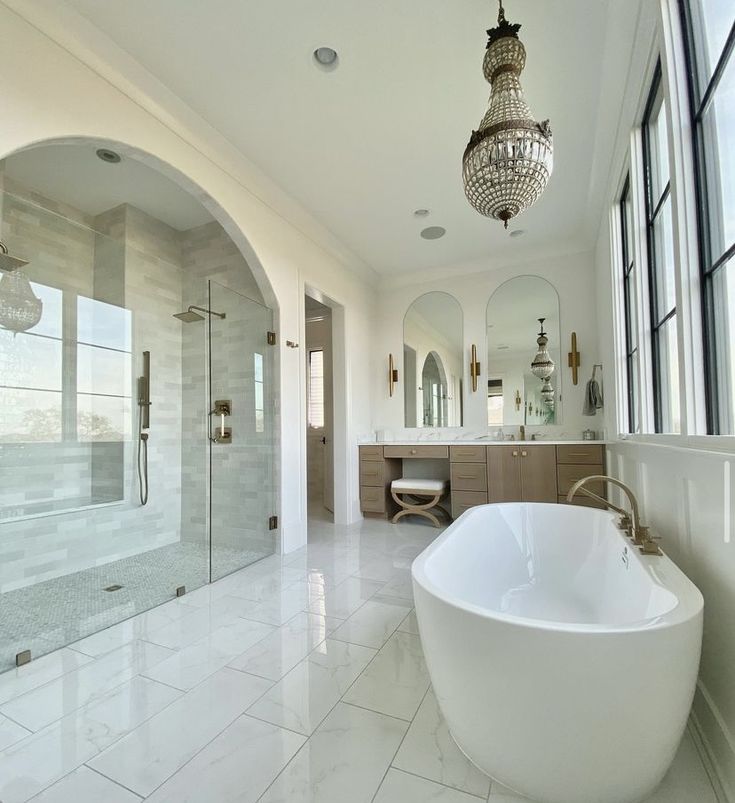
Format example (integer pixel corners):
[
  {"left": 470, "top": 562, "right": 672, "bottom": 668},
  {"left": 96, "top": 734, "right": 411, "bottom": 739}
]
[{"left": 0, "top": 515, "right": 720, "bottom": 802}]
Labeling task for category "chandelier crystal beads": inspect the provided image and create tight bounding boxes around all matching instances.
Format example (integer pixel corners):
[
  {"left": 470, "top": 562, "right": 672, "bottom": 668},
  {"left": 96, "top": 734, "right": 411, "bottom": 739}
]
[
  {"left": 0, "top": 242, "right": 42, "bottom": 334},
  {"left": 462, "top": 1, "right": 553, "bottom": 227}
]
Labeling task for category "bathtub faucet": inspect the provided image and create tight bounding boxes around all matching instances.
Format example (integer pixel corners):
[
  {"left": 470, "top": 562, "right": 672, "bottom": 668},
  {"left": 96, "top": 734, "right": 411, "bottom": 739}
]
[{"left": 566, "top": 475, "right": 662, "bottom": 555}]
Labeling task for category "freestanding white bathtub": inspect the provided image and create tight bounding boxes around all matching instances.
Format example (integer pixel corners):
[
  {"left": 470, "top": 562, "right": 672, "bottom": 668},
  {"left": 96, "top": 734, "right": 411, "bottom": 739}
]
[{"left": 412, "top": 503, "right": 703, "bottom": 803}]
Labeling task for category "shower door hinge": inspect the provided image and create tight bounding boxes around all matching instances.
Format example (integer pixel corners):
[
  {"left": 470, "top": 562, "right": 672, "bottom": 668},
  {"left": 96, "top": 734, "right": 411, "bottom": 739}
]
[
  {"left": 267, "top": 331, "right": 277, "bottom": 346},
  {"left": 268, "top": 515, "right": 278, "bottom": 530}
]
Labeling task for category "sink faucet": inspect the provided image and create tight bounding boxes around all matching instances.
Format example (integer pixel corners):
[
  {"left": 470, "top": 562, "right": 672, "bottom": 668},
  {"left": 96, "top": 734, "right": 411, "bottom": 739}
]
[
  {"left": 566, "top": 475, "right": 662, "bottom": 555},
  {"left": 519, "top": 425, "right": 526, "bottom": 441}
]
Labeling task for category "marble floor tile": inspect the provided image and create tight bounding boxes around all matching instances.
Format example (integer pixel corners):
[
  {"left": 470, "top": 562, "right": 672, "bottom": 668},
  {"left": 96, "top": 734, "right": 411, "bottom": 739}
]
[
  {"left": 28, "top": 765, "right": 141, "bottom": 803},
  {"left": 0, "top": 713, "right": 30, "bottom": 751},
  {"left": 393, "top": 689, "right": 492, "bottom": 799},
  {"left": 0, "top": 640, "right": 173, "bottom": 731},
  {"left": 342, "top": 630, "right": 430, "bottom": 720},
  {"left": 639, "top": 730, "right": 717, "bottom": 803},
  {"left": 398, "top": 609, "right": 420, "bottom": 635},
  {"left": 307, "top": 577, "right": 383, "bottom": 619},
  {"left": 141, "top": 617, "right": 274, "bottom": 690},
  {"left": 247, "top": 639, "right": 376, "bottom": 735},
  {"left": 242, "top": 581, "right": 327, "bottom": 626},
  {"left": 0, "top": 676, "right": 180, "bottom": 803},
  {"left": 330, "top": 600, "right": 410, "bottom": 649},
  {"left": 376, "top": 569, "right": 415, "bottom": 602},
  {"left": 88, "top": 668, "right": 271, "bottom": 798},
  {"left": 70, "top": 602, "right": 200, "bottom": 657},
  {"left": 374, "top": 768, "right": 485, "bottom": 802},
  {"left": 258, "top": 702, "right": 408, "bottom": 803},
  {"left": 145, "top": 713, "right": 305, "bottom": 803},
  {"left": 228, "top": 611, "right": 341, "bottom": 681},
  {"left": 0, "top": 648, "right": 94, "bottom": 706},
  {"left": 143, "top": 602, "right": 245, "bottom": 650}
]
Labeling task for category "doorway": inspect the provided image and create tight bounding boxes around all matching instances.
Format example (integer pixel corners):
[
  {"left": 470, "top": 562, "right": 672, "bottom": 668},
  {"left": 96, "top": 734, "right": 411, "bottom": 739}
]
[{"left": 305, "top": 295, "right": 334, "bottom": 520}]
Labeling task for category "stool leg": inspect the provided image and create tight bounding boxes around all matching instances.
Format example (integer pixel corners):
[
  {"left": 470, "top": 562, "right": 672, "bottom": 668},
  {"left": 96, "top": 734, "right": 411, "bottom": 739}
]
[{"left": 391, "top": 491, "right": 445, "bottom": 528}]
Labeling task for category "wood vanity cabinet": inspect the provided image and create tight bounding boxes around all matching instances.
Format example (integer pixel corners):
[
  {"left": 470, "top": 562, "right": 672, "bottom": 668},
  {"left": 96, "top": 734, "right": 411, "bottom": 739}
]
[
  {"left": 487, "top": 445, "right": 558, "bottom": 503},
  {"left": 450, "top": 445, "right": 489, "bottom": 518}
]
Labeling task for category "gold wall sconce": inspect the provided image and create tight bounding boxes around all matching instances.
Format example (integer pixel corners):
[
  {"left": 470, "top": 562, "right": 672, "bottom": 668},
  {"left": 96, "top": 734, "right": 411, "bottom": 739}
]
[
  {"left": 568, "top": 332, "right": 581, "bottom": 385},
  {"left": 389, "top": 354, "right": 399, "bottom": 397},
  {"left": 515, "top": 390, "right": 522, "bottom": 411},
  {"left": 470, "top": 345, "right": 481, "bottom": 392}
]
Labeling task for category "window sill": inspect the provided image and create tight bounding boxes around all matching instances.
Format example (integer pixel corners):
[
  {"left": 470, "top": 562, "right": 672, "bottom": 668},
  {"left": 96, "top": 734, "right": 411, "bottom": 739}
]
[{"left": 614, "top": 433, "right": 735, "bottom": 455}]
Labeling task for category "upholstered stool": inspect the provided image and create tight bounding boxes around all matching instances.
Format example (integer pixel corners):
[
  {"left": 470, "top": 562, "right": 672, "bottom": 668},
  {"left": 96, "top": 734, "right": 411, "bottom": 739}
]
[{"left": 391, "top": 478, "right": 450, "bottom": 528}]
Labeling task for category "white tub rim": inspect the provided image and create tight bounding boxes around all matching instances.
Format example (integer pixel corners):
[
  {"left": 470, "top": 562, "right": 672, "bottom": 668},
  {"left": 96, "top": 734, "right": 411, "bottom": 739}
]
[{"left": 411, "top": 502, "right": 704, "bottom": 635}]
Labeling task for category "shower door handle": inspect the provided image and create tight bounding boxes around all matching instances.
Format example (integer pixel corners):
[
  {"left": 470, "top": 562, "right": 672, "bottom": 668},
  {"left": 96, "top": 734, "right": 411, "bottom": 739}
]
[{"left": 209, "top": 400, "right": 232, "bottom": 444}]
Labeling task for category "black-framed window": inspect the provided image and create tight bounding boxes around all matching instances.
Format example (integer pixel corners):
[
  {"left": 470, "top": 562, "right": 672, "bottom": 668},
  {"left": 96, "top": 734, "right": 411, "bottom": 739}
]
[
  {"left": 642, "top": 63, "right": 681, "bottom": 433},
  {"left": 619, "top": 176, "right": 640, "bottom": 433},
  {"left": 680, "top": 1, "right": 735, "bottom": 434}
]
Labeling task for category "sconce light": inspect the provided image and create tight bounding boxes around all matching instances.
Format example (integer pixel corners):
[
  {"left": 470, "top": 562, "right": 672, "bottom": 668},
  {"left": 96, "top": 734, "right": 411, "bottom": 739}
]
[
  {"left": 470, "top": 344, "right": 481, "bottom": 392},
  {"left": 515, "top": 390, "right": 522, "bottom": 411},
  {"left": 388, "top": 354, "right": 399, "bottom": 397},
  {"left": 568, "top": 331, "right": 581, "bottom": 385}
]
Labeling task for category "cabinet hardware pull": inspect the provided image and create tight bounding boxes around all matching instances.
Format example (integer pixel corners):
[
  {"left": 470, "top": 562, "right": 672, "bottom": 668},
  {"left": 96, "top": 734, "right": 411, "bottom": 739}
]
[
  {"left": 512, "top": 451, "right": 519, "bottom": 457},
  {"left": 521, "top": 451, "right": 528, "bottom": 457}
]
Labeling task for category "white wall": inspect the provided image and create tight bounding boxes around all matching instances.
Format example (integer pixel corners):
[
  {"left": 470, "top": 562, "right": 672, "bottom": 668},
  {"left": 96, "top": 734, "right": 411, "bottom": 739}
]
[
  {"left": 0, "top": 2, "right": 377, "bottom": 551},
  {"left": 592, "top": 2, "right": 735, "bottom": 797},
  {"left": 371, "top": 250, "right": 603, "bottom": 440}
]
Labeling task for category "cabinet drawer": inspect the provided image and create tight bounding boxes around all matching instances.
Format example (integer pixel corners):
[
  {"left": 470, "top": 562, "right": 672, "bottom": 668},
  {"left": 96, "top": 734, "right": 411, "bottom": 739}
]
[
  {"left": 559, "top": 494, "right": 607, "bottom": 510},
  {"left": 452, "top": 490, "right": 488, "bottom": 519},
  {"left": 450, "top": 445, "right": 487, "bottom": 463},
  {"left": 556, "top": 464, "right": 605, "bottom": 496},
  {"left": 360, "top": 485, "right": 386, "bottom": 513},
  {"left": 383, "top": 445, "right": 449, "bottom": 459},
  {"left": 450, "top": 462, "right": 488, "bottom": 492},
  {"left": 360, "top": 460, "right": 385, "bottom": 487},
  {"left": 556, "top": 445, "right": 604, "bottom": 465},
  {"left": 359, "top": 445, "right": 384, "bottom": 462}
]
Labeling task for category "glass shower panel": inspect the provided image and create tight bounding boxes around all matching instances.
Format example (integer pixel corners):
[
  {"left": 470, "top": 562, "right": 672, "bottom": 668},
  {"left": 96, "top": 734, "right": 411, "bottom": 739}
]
[
  {"left": 0, "top": 189, "right": 211, "bottom": 672},
  {"left": 208, "top": 279, "right": 276, "bottom": 581}
]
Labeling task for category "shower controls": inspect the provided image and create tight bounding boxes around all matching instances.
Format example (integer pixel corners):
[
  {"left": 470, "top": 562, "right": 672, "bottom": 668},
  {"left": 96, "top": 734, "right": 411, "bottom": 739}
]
[
  {"left": 137, "top": 351, "right": 151, "bottom": 506},
  {"left": 210, "top": 399, "right": 232, "bottom": 444}
]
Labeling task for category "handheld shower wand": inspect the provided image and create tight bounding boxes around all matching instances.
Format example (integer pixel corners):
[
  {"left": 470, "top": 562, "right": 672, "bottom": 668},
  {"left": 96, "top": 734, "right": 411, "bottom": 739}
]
[{"left": 137, "top": 351, "right": 151, "bottom": 506}]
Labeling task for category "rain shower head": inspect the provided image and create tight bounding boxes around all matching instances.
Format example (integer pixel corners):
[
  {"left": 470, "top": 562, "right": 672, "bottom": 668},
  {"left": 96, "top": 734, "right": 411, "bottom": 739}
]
[
  {"left": 174, "top": 309, "right": 205, "bottom": 323},
  {"left": 173, "top": 305, "right": 225, "bottom": 323}
]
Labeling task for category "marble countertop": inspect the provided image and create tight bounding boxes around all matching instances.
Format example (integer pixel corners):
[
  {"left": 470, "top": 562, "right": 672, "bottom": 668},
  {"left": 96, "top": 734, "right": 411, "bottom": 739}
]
[{"left": 360, "top": 439, "right": 607, "bottom": 447}]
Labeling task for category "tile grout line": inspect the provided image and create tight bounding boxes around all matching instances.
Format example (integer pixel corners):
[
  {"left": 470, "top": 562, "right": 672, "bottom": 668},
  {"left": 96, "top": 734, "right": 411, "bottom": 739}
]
[
  {"left": 81, "top": 763, "right": 145, "bottom": 800},
  {"left": 368, "top": 684, "right": 433, "bottom": 803},
  {"left": 391, "top": 766, "right": 488, "bottom": 801}
]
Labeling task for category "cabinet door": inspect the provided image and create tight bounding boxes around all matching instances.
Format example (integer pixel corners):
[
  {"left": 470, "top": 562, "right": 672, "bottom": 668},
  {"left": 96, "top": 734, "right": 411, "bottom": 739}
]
[
  {"left": 520, "top": 446, "right": 558, "bottom": 502},
  {"left": 487, "top": 446, "right": 522, "bottom": 502}
]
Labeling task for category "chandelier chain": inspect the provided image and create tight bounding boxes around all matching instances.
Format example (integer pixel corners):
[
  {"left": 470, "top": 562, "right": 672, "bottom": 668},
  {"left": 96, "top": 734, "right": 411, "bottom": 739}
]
[{"left": 497, "top": 0, "right": 506, "bottom": 25}]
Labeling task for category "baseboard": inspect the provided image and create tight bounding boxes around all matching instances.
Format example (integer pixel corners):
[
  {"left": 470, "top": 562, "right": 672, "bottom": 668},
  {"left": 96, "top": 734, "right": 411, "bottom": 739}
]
[{"left": 690, "top": 683, "right": 735, "bottom": 803}]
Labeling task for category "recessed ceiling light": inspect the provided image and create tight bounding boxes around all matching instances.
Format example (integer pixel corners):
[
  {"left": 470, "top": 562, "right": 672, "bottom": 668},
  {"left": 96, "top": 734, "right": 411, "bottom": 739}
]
[
  {"left": 420, "top": 226, "right": 446, "bottom": 240},
  {"left": 509, "top": 229, "right": 526, "bottom": 239},
  {"left": 413, "top": 209, "right": 430, "bottom": 217},
  {"left": 96, "top": 148, "right": 121, "bottom": 164},
  {"left": 313, "top": 47, "right": 339, "bottom": 69}
]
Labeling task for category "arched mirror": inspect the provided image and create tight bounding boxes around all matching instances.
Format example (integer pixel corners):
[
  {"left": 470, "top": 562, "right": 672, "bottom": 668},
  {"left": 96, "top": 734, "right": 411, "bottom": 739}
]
[
  {"left": 486, "top": 276, "right": 561, "bottom": 426},
  {"left": 403, "top": 292, "right": 463, "bottom": 428}
]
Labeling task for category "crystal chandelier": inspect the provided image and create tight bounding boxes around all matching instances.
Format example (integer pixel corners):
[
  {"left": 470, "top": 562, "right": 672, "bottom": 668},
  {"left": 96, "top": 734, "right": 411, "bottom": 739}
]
[
  {"left": 0, "top": 242, "right": 42, "bottom": 334},
  {"left": 540, "top": 377, "right": 555, "bottom": 405},
  {"left": 462, "top": 0, "right": 553, "bottom": 228},
  {"left": 530, "top": 318, "right": 555, "bottom": 380}
]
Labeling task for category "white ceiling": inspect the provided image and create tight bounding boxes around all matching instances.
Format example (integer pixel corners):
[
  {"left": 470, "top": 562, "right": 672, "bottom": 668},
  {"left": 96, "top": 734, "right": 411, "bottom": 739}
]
[
  {"left": 62, "top": 0, "right": 638, "bottom": 273},
  {"left": 2, "top": 143, "right": 213, "bottom": 231}
]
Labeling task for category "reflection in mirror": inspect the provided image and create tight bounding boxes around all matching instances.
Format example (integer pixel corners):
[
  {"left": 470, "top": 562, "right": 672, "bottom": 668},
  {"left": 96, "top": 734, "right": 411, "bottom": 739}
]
[
  {"left": 404, "top": 292, "right": 463, "bottom": 428},
  {"left": 486, "top": 276, "right": 561, "bottom": 426}
]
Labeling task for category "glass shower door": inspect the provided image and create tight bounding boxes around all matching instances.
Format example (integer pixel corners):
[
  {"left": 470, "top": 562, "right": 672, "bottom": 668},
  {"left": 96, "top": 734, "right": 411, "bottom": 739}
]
[{"left": 208, "top": 280, "right": 276, "bottom": 582}]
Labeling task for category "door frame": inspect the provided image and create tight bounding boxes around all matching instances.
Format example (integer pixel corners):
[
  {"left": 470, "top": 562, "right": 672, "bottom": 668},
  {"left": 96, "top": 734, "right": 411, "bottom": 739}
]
[{"left": 303, "top": 285, "right": 350, "bottom": 526}]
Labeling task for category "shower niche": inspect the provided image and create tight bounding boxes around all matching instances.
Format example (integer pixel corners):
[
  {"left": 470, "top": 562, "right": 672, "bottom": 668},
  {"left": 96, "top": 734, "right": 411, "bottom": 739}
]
[{"left": 0, "top": 140, "right": 277, "bottom": 672}]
